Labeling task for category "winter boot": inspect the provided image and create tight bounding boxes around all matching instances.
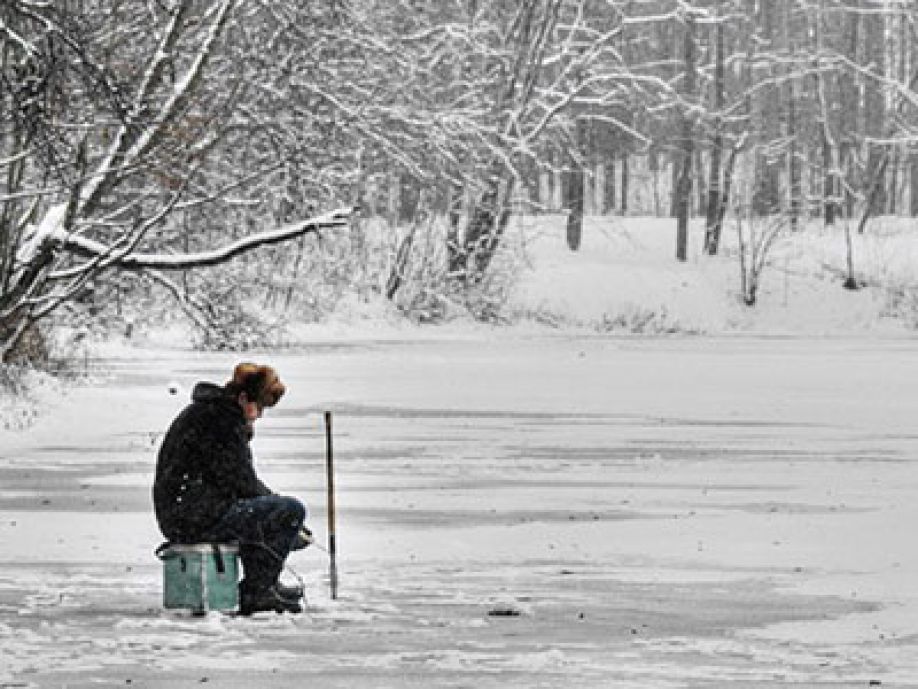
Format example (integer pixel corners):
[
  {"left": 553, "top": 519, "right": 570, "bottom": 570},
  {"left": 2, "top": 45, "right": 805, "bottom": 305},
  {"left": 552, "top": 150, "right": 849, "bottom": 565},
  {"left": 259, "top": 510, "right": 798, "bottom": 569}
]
[
  {"left": 274, "top": 580, "right": 305, "bottom": 601},
  {"left": 238, "top": 584, "right": 303, "bottom": 616}
]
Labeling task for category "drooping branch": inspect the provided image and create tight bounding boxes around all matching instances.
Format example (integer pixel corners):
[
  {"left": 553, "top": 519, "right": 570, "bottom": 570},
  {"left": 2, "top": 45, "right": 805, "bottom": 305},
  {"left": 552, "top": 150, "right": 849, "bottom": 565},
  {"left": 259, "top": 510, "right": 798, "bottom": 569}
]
[{"left": 58, "top": 207, "right": 355, "bottom": 271}]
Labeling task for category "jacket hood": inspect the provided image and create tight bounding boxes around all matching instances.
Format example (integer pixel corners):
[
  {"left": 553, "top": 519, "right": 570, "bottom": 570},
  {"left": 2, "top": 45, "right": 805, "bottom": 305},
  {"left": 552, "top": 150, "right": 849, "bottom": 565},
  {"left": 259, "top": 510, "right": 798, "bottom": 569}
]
[{"left": 191, "top": 381, "right": 229, "bottom": 403}]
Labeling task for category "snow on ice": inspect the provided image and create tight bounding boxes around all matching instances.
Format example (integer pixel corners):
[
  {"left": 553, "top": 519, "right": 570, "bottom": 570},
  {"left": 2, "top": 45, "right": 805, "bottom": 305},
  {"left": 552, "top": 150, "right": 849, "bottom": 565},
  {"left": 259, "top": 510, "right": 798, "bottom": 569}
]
[{"left": 1, "top": 215, "right": 917, "bottom": 687}]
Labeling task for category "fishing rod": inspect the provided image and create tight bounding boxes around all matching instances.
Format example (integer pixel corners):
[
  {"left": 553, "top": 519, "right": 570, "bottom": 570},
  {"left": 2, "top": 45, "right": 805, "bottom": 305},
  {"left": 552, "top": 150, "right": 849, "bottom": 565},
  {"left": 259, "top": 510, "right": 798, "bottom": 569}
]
[{"left": 325, "top": 410, "right": 339, "bottom": 600}]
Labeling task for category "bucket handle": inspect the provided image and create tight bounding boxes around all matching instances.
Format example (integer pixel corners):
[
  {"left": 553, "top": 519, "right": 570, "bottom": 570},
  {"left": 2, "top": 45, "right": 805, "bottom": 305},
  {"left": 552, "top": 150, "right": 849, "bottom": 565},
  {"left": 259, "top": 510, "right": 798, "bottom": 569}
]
[
  {"left": 154, "top": 541, "right": 170, "bottom": 560},
  {"left": 211, "top": 543, "right": 226, "bottom": 575},
  {"left": 154, "top": 541, "right": 232, "bottom": 575}
]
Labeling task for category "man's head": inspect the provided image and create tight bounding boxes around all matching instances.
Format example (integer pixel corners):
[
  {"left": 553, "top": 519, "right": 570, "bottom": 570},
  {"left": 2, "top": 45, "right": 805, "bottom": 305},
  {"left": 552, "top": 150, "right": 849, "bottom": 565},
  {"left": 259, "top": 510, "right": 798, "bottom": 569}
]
[{"left": 225, "top": 363, "right": 285, "bottom": 422}]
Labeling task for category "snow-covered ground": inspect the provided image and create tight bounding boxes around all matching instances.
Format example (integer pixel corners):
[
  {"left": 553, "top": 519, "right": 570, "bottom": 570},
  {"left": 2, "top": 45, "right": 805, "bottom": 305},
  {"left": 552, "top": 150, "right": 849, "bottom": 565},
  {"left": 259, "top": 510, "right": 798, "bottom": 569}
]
[
  {"left": 505, "top": 213, "right": 913, "bottom": 336},
  {"left": 2, "top": 216, "right": 918, "bottom": 687}
]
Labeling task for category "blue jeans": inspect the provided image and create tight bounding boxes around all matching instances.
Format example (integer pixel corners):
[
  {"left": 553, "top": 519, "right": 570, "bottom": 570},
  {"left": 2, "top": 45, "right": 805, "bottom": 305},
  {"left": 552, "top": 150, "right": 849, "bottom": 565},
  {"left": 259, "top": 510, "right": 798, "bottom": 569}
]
[{"left": 204, "top": 495, "right": 306, "bottom": 590}]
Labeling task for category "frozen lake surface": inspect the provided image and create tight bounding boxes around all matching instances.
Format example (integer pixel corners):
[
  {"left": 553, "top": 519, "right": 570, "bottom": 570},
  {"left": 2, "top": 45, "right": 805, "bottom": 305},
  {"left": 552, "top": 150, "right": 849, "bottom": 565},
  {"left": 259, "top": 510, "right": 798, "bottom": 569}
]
[{"left": 1, "top": 332, "right": 917, "bottom": 687}]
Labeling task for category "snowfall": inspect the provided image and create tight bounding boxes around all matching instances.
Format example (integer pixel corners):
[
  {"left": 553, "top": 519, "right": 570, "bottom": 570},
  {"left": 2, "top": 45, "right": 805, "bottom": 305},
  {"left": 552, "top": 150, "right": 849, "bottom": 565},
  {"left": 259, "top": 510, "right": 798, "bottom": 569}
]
[{"left": 2, "top": 214, "right": 918, "bottom": 688}]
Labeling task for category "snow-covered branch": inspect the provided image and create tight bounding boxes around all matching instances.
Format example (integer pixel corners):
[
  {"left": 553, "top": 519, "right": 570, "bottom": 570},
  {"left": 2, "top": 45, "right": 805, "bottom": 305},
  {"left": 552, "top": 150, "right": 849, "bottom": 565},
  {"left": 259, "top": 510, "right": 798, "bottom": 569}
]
[
  {"left": 59, "top": 207, "right": 354, "bottom": 271},
  {"left": 79, "top": 0, "right": 235, "bottom": 217}
]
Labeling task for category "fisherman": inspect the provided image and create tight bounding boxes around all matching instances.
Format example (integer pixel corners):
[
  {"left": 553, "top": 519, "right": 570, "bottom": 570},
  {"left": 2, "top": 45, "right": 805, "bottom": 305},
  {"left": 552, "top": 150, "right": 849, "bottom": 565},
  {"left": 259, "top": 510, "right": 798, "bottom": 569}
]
[{"left": 154, "top": 362, "right": 310, "bottom": 615}]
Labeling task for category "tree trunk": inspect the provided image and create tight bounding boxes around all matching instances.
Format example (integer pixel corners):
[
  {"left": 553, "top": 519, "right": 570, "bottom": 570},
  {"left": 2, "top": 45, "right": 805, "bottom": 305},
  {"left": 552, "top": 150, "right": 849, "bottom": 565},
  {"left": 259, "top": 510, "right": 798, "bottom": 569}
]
[
  {"left": 675, "top": 15, "right": 696, "bottom": 262},
  {"left": 823, "top": 133, "right": 837, "bottom": 226},
  {"left": 447, "top": 182, "right": 465, "bottom": 277},
  {"left": 716, "top": 136, "right": 745, "bottom": 235},
  {"left": 398, "top": 175, "right": 420, "bottom": 224},
  {"left": 888, "top": 149, "right": 898, "bottom": 216},
  {"left": 695, "top": 150, "right": 706, "bottom": 216},
  {"left": 669, "top": 152, "right": 678, "bottom": 218},
  {"left": 752, "top": 0, "right": 781, "bottom": 216},
  {"left": 911, "top": 154, "right": 918, "bottom": 217},
  {"left": 603, "top": 157, "right": 616, "bottom": 215},
  {"left": 566, "top": 122, "right": 586, "bottom": 251},
  {"left": 863, "top": 8, "right": 887, "bottom": 217},
  {"left": 787, "top": 82, "right": 800, "bottom": 230},
  {"left": 565, "top": 169, "right": 584, "bottom": 250},
  {"left": 387, "top": 171, "right": 399, "bottom": 228},
  {"left": 704, "top": 7, "right": 725, "bottom": 255},
  {"left": 815, "top": 0, "right": 840, "bottom": 229},
  {"left": 784, "top": 0, "right": 800, "bottom": 231},
  {"left": 454, "top": 172, "right": 515, "bottom": 283},
  {"left": 844, "top": 144, "right": 856, "bottom": 218},
  {"left": 857, "top": 155, "right": 890, "bottom": 235},
  {"left": 386, "top": 224, "right": 417, "bottom": 300},
  {"left": 841, "top": 3, "right": 860, "bottom": 221},
  {"left": 620, "top": 154, "right": 629, "bottom": 214}
]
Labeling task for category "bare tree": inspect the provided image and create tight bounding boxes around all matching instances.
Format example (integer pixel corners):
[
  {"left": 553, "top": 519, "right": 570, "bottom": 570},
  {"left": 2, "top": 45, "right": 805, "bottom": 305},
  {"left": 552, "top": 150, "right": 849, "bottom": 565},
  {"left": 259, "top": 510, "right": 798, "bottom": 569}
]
[{"left": 0, "top": 1, "right": 352, "bottom": 360}]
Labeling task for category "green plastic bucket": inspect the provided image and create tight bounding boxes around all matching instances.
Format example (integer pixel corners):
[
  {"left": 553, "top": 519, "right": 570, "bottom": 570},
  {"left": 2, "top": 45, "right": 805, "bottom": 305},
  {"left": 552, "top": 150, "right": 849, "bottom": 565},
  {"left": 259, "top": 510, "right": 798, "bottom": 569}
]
[{"left": 158, "top": 543, "right": 239, "bottom": 613}]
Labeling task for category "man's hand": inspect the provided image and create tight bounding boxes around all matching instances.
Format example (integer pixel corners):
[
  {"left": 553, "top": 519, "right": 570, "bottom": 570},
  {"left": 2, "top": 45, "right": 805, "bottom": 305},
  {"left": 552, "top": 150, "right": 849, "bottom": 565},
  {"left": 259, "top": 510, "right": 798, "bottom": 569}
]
[{"left": 292, "top": 525, "right": 313, "bottom": 550}]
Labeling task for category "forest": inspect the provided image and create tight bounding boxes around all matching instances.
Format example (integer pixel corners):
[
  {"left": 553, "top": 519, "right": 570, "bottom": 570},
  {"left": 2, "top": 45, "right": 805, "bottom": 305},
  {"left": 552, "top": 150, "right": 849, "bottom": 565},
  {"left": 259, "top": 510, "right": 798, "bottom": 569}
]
[{"left": 1, "top": 0, "right": 917, "bottom": 362}]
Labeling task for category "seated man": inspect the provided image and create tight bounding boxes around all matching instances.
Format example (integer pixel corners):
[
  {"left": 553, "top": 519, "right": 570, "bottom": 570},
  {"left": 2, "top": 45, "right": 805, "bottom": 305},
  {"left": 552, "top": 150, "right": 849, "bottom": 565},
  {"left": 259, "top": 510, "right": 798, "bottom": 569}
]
[{"left": 154, "top": 362, "right": 309, "bottom": 615}]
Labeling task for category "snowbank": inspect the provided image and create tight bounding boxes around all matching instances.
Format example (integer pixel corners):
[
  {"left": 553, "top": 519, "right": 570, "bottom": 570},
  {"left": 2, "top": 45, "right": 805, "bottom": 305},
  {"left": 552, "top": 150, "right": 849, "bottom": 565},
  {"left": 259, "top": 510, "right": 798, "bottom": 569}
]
[{"left": 503, "top": 214, "right": 915, "bottom": 337}]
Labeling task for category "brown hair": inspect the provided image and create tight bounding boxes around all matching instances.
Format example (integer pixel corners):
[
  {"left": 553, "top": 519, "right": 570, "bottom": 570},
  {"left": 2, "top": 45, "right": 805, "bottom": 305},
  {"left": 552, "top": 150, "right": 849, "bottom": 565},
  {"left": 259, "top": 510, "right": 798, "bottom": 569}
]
[{"left": 225, "top": 363, "right": 286, "bottom": 408}]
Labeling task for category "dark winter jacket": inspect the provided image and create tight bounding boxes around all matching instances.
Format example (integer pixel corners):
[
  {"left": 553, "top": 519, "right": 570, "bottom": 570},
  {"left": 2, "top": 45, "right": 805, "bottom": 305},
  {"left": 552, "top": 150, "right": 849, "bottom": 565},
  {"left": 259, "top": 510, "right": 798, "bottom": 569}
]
[{"left": 153, "top": 382, "right": 272, "bottom": 542}]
